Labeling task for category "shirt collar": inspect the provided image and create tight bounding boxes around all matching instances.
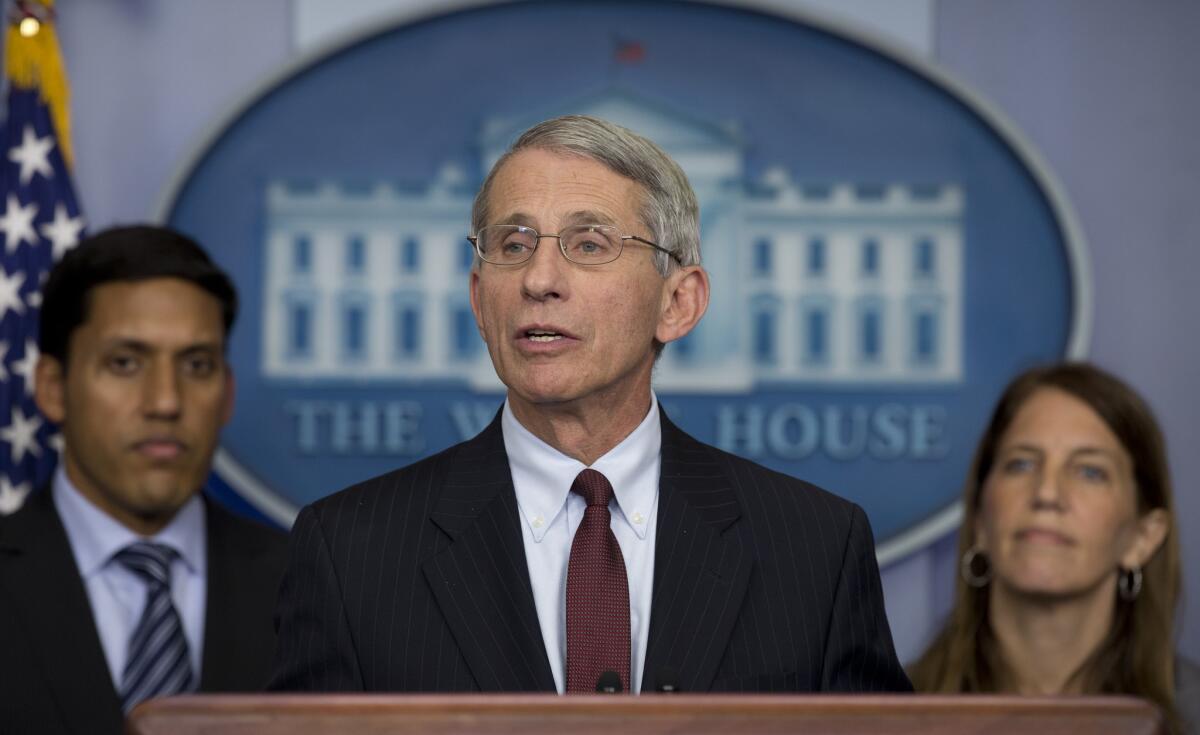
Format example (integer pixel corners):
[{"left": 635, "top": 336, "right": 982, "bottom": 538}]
[
  {"left": 502, "top": 394, "right": 661, "bottom": 542},
  {"left": 52, "top": 465, "right": 208, "bottom": 578}
]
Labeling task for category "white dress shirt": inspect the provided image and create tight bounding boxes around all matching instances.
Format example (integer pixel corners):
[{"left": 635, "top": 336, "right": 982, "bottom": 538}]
[
  {"left": 52, "top": 466, "right": 208, "bottom": 688},
  {"left": 502, "top": 396, "right": 660, "bottom": 694}
]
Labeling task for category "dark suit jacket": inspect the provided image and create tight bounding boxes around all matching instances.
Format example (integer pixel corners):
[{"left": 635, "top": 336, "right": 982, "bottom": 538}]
[
  {"left": 271, "top": 411, "right": 911, "bottom": 693},
  {"left": 0, "top": 487, "right": 288, "bottom": 735}
]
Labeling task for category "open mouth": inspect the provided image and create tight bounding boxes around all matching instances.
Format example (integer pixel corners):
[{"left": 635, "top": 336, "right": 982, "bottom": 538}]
[{"left": 526, "top": 329, "right": 565, "bottom": 343}]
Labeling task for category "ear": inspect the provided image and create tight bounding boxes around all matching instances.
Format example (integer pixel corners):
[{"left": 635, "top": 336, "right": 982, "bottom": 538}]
[
  {"left": 34, "top": 354, "right": 66, "bottom": 424},
  {"left": 1121, "top": 508, "right": 1169, "bottom": 570},
  {"left": 221, "top": 366, "right": 236, "bottom": 426},
  {"left": 468, "top": 269, "right": 487, "bottom": 343},
  {"left": 655, "top": 265, "right": 710, "bottom": 344}
]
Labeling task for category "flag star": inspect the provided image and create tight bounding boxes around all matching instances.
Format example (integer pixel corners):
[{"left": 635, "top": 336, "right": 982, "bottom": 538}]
[
  {"left": 40, "top": 203, "right": 85, "bottom": 261},
  {"left": 0, "top": 194, "right": 38, "bottom": 253},
  {"left": 0, "top": 476, "right": 32, "bottom": 515},
  {"left": 8, "top": 125, "right": 55, "bottom": 186},
  {"left": 11, "top": 339, "right": 38, "bottom": 395},
  {"left": 48, "top": 432, "right": 64, "bottom": 454},
  {"left": 0, "top": 266, "right": 27, "bottom": 317},
  {"left": 1, "top": 406, "right": 43, "bottom": 463}
]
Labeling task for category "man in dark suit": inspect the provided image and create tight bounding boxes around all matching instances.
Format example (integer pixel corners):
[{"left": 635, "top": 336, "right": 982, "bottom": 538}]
[
  {"left": 271, "top": 116, "right": 911, "bottom": 694},
  {"left": 0, "top": 226, "right": 287, "bottom": 735}
]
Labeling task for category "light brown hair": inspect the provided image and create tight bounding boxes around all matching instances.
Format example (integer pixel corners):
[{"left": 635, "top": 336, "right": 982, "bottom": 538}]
[{"left": 908, "top": 363, "right": 1181, "bottom": 731}]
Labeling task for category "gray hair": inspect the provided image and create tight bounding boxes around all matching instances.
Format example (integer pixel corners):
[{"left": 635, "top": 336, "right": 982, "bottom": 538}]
[{"left": 471, "top": 115, "right": 701, "bottom": 276}]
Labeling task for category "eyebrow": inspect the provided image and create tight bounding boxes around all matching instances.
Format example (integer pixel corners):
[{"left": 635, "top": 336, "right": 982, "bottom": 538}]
[
  {"left": 495, "top": 212, "right": 537, "bottom": 228},
  {"left": 1003, "top": 443, "right": 1121, "bottom": 462},
  {"left": 562, "top": 210, "right": 619, "bottom": 227},
  {"left": 492, "top": 210, "right": 620, "bottom": 229},
  {"left": 101, "top": 337, "right": 224, "bottom": 355},
  {"left": 1069, "top": 447, "right": 1122, "bottom": 463}
]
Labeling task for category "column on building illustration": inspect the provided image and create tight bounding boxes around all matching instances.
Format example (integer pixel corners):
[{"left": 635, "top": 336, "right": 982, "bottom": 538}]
[
  {"left": 856, "top": 295, "right": 885, "bottom": 367},
  {"left": 283, "top": 232, "right": 317, "bottom": 362},
  {"left": 908, "top": 235, "right": 943, "bottom": 367},
  {"left": 449, "top": 237, "right": 479, "bottom": 362},
  {"left": 338, "top": 233, "right": 371, "bottom": 363},
  {"left": 855, "top": 236, "right": 885, "bottom": 369},
  {"left": 750, "top": 234, "right": 777, "bottom": 364},
  {"left": 393, "top": 235, "right": 423, "bottom": 361},
  {"left": 800, "top": 235, "right": 833, "bottom": 368},
  {"left": 751, "top": 296, "right": 779, "bottom": 365}
]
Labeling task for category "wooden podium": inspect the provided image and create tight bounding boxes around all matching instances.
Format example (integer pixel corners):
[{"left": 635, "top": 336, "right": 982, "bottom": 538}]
[{"left": 127, "top": 694, "right": 1163, "bottom": 734}]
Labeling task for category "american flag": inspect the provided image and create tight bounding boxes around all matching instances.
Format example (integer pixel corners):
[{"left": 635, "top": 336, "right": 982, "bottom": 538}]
[{"left": 0, "top": 0, "right": 85, "bottom": 514}]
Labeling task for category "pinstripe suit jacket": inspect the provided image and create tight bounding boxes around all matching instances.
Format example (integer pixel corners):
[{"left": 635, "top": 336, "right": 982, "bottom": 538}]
[{"left": 270, "top": 410, "right": 911, "bottom": 693}]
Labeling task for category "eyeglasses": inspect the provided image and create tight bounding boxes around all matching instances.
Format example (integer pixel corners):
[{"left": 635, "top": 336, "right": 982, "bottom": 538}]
[{"left": 467, "top": 224, "right": 681, "bottom": 266}]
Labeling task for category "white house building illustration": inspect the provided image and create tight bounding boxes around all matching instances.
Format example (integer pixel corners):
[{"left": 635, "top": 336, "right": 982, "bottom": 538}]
[{"left": 261, "top": 90, "right": 963, "bottom": 392}]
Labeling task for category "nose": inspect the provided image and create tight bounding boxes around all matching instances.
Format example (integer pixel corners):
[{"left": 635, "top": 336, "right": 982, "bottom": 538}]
[
  {"left": 142, "top": 359, "right": 182, "bottom": 419},
  {"left": 1031, "top": 465, "right": 1066, "bottom": 510},
  {"left": 520, "top": 235, "right": 568, "bottom": 302}
]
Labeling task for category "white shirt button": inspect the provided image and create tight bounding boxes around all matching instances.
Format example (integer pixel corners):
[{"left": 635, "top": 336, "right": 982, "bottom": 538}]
[
  {"left": 632, "top": 511, "right": 645, "bottom": 525},
  {"left": 532, "top": 514, "right": 545, "bottom": 529}
]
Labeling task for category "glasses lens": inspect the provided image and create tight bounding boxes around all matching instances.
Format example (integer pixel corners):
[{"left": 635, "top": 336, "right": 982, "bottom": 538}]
[
  {"left": 478, "top": 225, "right": 536, "bottom": 264},
  {"left": 561, "top": 225, "right": 621, "bottom": 264}
]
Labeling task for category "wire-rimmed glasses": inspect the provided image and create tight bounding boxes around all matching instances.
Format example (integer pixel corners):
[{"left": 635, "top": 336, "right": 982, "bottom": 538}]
[{"left": 467, "top": 224, "right": 681, "bottom": 266}]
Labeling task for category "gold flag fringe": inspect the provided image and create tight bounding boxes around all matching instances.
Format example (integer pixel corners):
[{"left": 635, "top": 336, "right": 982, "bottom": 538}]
[{"left": 5, "top": 0, "right": 73, "bottom": 167}]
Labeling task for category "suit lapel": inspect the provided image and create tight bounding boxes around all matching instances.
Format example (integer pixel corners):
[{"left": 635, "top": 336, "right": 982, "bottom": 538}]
[
  {"left": 0, "top": 488, "right": 123, "bottom": 733},
  {"left": 421, "top": 415, "right": 556, "bottom": 692},
  {"left": 642, "top": 412, "right": 753, "bottom": 693}
]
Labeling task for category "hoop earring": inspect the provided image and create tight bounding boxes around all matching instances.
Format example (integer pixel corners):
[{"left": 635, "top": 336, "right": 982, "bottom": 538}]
[
  {"left": 1118, "top": 567, "right": 1143, "bottom": 601},
  {"left": 961, "top": 547, "right": 992, "bottom": 588}
]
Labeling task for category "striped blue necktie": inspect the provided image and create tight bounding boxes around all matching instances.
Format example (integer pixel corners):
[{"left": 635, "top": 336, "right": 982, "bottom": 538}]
[{"left": 114, "top": 542, "right": 196, "bottom": 712}]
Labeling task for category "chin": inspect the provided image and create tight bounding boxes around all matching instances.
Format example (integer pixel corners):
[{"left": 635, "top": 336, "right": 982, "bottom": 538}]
[
  {"left": 513, "top": 388, "right": 581, "bottom": 407},
  {"left": 1002, "top": 575, "right": 1096, "bottom": 601},
  {"left": 133, "top": 497, "right": 192, "bottom": 518},
  {"left": 506, "top": 375, "right": 585, "bottom": 404},
  {"left": 134, "top": 482, "right": 200, "bottom": 512}
]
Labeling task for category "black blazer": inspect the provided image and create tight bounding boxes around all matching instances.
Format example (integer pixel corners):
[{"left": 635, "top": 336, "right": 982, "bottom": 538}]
[
  {"left": 0, "top": 487, "right": 288, "bottom": 735},
  {"left": 271, "top": 411, "right": 911, "bottom": 693}
]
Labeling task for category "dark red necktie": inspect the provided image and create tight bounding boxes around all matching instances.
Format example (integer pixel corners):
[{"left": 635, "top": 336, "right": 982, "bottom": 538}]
[{"left": 565, "top": 468, "right": 631, "bottom": 693}]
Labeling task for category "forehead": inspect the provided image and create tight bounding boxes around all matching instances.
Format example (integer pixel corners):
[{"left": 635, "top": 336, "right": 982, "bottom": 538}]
[
  {"left": 487, "top": 148, "right": 643, "bottom": 227},
  {"left": 1001, "top": 387, "right": 1124, "bottom": 454},
  {"left": 77, "top": 277, "right": 225, "bottom": 345}
]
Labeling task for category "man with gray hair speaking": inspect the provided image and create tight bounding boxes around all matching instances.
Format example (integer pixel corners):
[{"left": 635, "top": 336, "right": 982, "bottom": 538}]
[{"left": 271, "top": 115, "right": 911, "bottom": 694}]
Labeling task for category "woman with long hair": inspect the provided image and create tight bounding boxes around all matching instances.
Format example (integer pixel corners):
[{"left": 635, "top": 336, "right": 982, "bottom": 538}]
[{"left": 909, "top": 363, "right": 1198, "bottom": 733}]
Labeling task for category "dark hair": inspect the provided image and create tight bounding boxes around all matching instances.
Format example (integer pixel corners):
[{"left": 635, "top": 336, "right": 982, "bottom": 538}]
[
  {"left": 909, "top": 362, "right": 1181, "bottom": 731},
  {"left": 38, "top": 225, "right": 238, "bottom": 363}
]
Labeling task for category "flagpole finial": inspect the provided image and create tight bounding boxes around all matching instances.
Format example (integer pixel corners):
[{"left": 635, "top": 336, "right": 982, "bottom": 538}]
[
  {"left": 5, "top": 0, "right": 72, "bottom": 167},
  {"left": 18, "top": 17, "right": 40, "bottom": 37}
]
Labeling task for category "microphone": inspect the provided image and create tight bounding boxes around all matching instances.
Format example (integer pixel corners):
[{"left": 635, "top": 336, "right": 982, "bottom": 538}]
[
  {"left": 595, "top": 671, "right": 623, "bottom": 693},
  {"left": 654, "top": 667, "right": 680, "bottom": 693}
]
